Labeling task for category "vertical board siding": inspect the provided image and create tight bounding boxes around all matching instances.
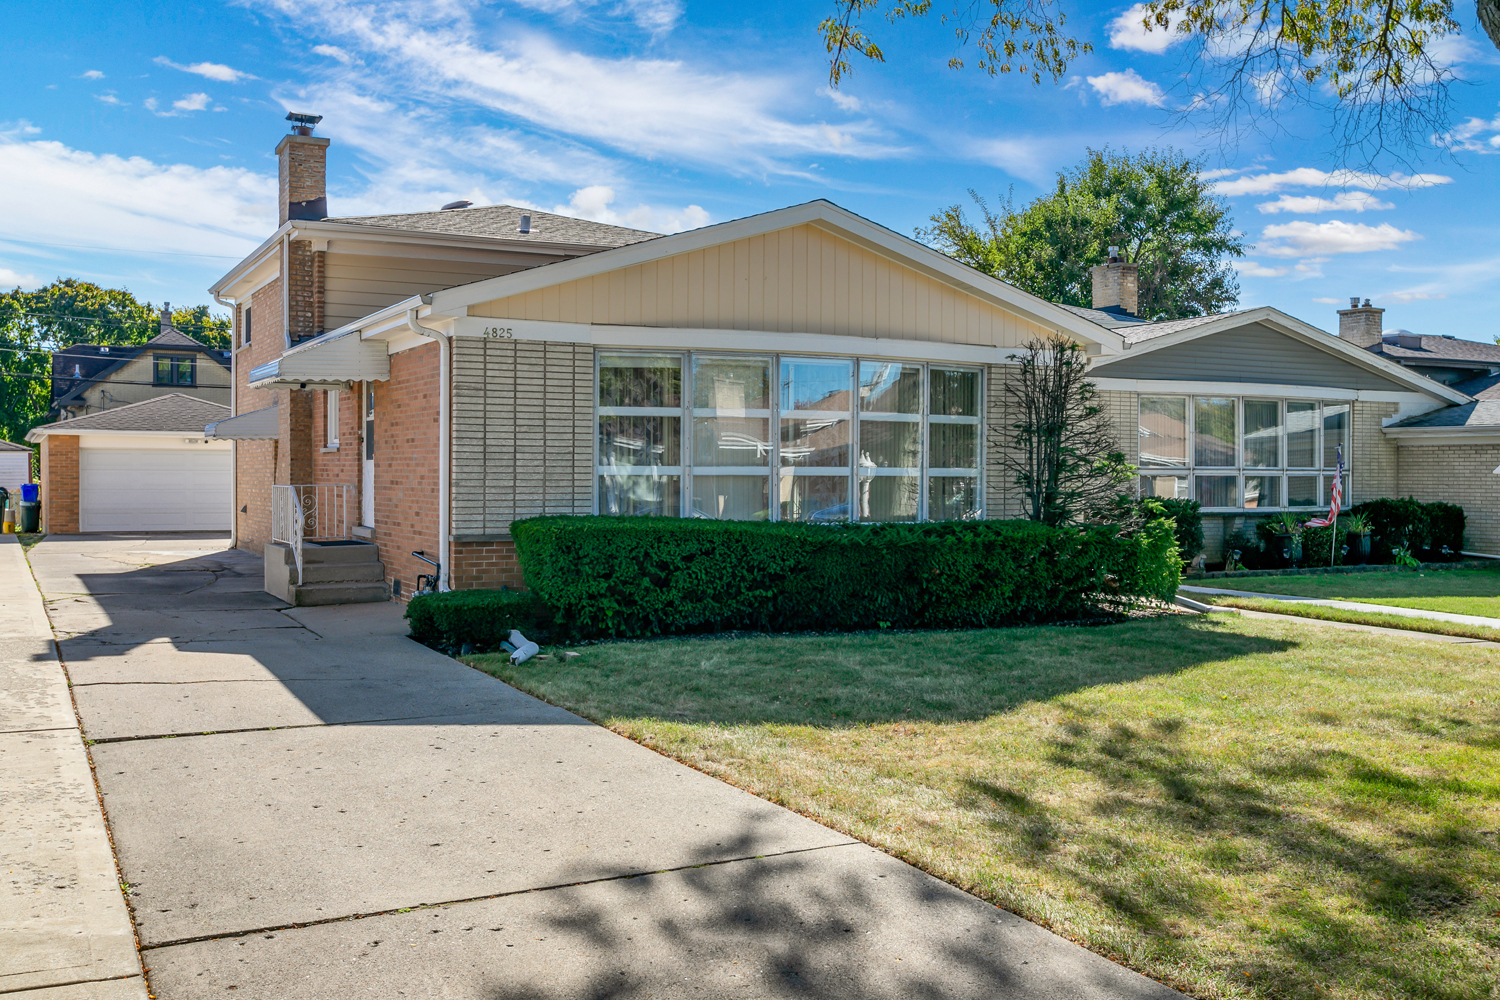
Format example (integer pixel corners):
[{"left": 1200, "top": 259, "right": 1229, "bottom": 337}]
[
  {"left": 451, "top": 338, "right": 593, "bottom": 535},
  {"left": 468, "top": 224, "right": 1051, "bottom": 347}
]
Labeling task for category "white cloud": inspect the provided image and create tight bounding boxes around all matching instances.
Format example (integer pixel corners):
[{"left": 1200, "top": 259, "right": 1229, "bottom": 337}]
[
  {"left": 1385, "top": 290, "right": 1448, "bottom": 302},
  {"left": 143, "top": 98, "right": 158, "bottom": 112},
  {"left": 1107, "top": 4, "right": 1179, "bottom": 54},
  {"left": 94, "top": 92, "right": 125, "bottom": 106},
  {"left": 1197, "top": 167, "right": 1241, "bottom": 181},
  {"left": 1255, "top": 192, "right": 1395, "bottom": 214},
  {"left": 173, "top": 93, "right": 211, "bottom": 112},
  {"left": 510, "top": 0, "right": 683, "bottom": 32},
  {"left": 1086, "top": 69, "right": 1165, "bottom": 107},
  {"left": 1310, "top": 297, "right": 1343, "bottom": 304},
  {"left": 1236, "top": 261, "right": 1290, "bottom": 278},
  {"left": 1259, "top": 221, "right": 1421, "bottom": 257},
  {"left": 81, "top": 70, "right": 105, "bottom": 80},
  {"left": 1292, "top": 257, "right": 1328, "bottom": 279},
  {"left": 964, "top": 137, "right": 1052, "bottom": 183},
  {"left": 1442, "top": 108, "right": 1500, "bottom": 153},
  {"left": 1212, "top": 167, "right": 1453, "bottom": 196},
  {"left": 823, "top": 87, "right": 862, "bottom": 112},
  {"left": 154, "top": 57, "right": 256, "bottom": 83},
  {"left": 550, "top": 184, "right": 708, "bottom": 233},
  {"left": 312, "top": 44, "right": 354, "bottom": 63},
  {"left": 0, "top": 266, "right": 41, "bottom": 289}
]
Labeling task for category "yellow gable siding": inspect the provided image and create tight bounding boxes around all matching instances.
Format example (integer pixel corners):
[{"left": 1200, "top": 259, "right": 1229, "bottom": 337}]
[{"left": 468, "top": 224, "right": 1052, "bottom": 347}]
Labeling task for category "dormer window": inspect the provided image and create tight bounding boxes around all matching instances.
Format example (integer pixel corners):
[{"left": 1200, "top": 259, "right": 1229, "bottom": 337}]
[{"left": 154, "top": 355, "right": 196, "bottom": 386}]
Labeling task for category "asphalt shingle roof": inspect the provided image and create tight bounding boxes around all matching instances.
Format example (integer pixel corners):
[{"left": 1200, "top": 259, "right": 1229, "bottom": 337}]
[
  {"left": 32, "top": 394, "right": 229, "bottom": 434},
  {"left": 0, "top": 440, "right": 31, "bottom": 452},
  {"left": 323, "top": 204, "right": 662, "bottom": 249},
  {"left": 146, "top": 328, "right": 212, "bottom": 348},
  {"left": 1451, "top": 372, "right": 1500, "bottom": 400},
  {"left": 1120, "top": 312, "right": 1236, "bottom": 345},
  {"left": 1387, "top": 399, "right": 1500, "bottom": 429},
  {"left": 1055, "top": 303, "right": 1152, "bottom": 330}
]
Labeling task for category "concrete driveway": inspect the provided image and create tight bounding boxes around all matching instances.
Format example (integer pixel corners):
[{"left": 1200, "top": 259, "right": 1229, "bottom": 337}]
[{"left": 30, "top": 534, "right": 1185, "bottom": 999}]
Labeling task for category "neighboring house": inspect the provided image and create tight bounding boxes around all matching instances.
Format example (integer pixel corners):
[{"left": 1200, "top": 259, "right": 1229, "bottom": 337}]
[
  {"left": 26, "top": 395, "right": 231, "bottom": 533},
  {"left": 49, "top": 309, "right": 232, "bottom": 420},
  {"left": 0, "top": 440, "right": 33, "bottom": 496},
  {"left": 207, "top": 120, "right": 1476, "bottom": 602},
  {"left": 1335, "top": 298, "right": 1500, "bottom": 386}
]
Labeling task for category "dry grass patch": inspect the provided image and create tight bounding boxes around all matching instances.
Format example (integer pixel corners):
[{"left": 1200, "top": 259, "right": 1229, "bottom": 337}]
[{"left": 469, "top": 616, "right": 1500, "bottom": 1000}]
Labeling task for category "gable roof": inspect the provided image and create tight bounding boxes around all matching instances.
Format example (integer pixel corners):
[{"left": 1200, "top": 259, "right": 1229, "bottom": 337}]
[
  {"left": 146, "top": 327, "right": 212, "bottom": 349},
  {"left": 1056, "top": 303, "right": 1151, "bottom": 330},
  {"left": 25, "top": 394, "right": 229, "bottom": 439},
  {"left": 323, "top": 204, "right": 660, "bottom": 250},
  {"left": 1368, "top": 333, "right": 1500, "bottom": 366},
  {"left": 1451, "top": 372, "right": 1500, "bottom": 399},
  {"left": 0, "top": 440, "right": 31, "bottom": 452}
]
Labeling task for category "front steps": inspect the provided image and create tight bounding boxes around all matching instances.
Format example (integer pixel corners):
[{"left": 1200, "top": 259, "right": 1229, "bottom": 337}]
[{"left": 265, "top": 541, "right": 390, "bottom": 606}]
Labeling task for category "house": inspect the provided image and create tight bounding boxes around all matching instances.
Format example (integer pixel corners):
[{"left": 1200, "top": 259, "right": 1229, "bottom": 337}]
[
  {"left": 49, "top": 308, "right": 232, "bottom": 419},
  {"left": 25, "top": 394, "right": 232, "bottom": 533},
  {"left": 0, "top": 440, "right": 32, "bottom": 496},
  {"left": 1335, "top": 299, "right": 1500, "bottom": 386},
  {"left": 205, "top": 119, "right": 1480, "bottom": 602}
]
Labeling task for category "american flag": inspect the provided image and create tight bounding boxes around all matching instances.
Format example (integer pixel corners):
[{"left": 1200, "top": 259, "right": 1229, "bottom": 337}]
[{"left": 1305, "top": 444, "right": 1343, "bottom": 527}]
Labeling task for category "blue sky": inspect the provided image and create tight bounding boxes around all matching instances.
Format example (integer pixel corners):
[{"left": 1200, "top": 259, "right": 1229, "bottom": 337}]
[{"left": 3, "top": 0, "right": 1499, "bottom": 340}]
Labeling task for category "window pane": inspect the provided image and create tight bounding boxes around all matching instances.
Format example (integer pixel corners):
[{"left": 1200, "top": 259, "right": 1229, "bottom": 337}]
[
  {"left": 1243, "top": 399, "right": 1280, "bottom": 468},
  {"left": 779, "top": 475, "right": 849, "bottom": 522},
  {"left": 857, "top": 474, "right": 919, "bottom": 522},
  {"left": 1243, "top": 475, "right": 1279, "bottom": 508},
  {"left": 176, "top": 359, "right": 193, "bottom": 384},
  {"left": 859, "top": 361, "right": 921, "bottom": 414},
  {"left": 1323, "top": 403, "right": 1349, "bottom": 469},
  {"left": 1140, "top": 474, "right": 1188, "bottom": 499},
  {"left": 929, "top": 423, "right": 978, "bottom": 470},
  {"left": 154, "top": 358, "right": 171, "bottom": 385},
  {"left": 693, "top": 357, "right": 769, "bottom": 410},
  {"left": 1287, "top": 402, "right": 1318, "bottom": 468},
  {"left": 693, "top": 416, "right": 770, "bottom": 467},
  {"left": 599, "top": 355, "right": 681, "bottom": 408},
  {"left": 929, "top": 476, "right": 979, "bottom": 520},
  {"left": 780, "top": 417, "right": 850, "bottom": 467},
  {"left": 1195, "top": 475, "right": 1237, "bottom": 508},
  {"left": 691, "top": 475, "right": 769, "bottom": 520},
  {"left": 599, "top": 415, "right": 680, "bottom": 468},
  {"left": 1323, "top": 474, "right": 1349, "bottom": 508},
  {"left": 1138, "top": 397, "right": 1187, "bottom": 467},
  {"left": 1194, "top": 397, "right": 1237, "bottom": 467},
  {"left": 1287, "top": 475, "right": 1320, "bottom": 507},
  {"left": 598, "top": 475, "right": 680, "bottom": 516},
  {"left": 781, "top": 358, "right": 852, "bottom": 412},
  {"left": 930, "top": 369, "right": 979, "bottom": 417},
  {"left": 858, "top": 420, "right": 920, "bottom": 469}
]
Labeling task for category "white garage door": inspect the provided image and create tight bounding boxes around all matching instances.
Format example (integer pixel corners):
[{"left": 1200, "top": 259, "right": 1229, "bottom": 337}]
[{"left": 79, "top": 448, "right": 231, "bottom": 532}]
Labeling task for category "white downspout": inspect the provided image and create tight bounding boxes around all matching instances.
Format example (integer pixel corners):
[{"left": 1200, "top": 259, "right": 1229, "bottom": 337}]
[
  {"left": 214, "top": 291, "right": 238, "bottom": 549},
  {"left": 405, "top": 301, "right": 451, "bottom": 591}
]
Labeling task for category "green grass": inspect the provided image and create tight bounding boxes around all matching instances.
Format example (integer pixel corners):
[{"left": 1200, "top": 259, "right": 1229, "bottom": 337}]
[
  {"left": 1217, "top": 566, "right": 1500, "bottom": 618},
  {"left": 1207, "top": 597, "right": 1500, "bottom": 643},
  {"left": 468, "top": 617, "right": 1500, "bottom": 1000},
  {"left": 16, "top": 532, "right": 44, "bottom": 551}
]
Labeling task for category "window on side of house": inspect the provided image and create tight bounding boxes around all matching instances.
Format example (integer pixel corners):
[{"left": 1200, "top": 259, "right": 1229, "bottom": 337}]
[
  {"left": 154, "top": 355, "right": 195, "bottom": 386},
  {"left": 596, "top": 352, "right": 983, "bottom": 522},
  {"left": 325, "top": 389, "right": 340, "bottom": 449},
  {"left": 1138, "top": 395, "right": 1351, "bottom": 512},
  {"left": 242, "top": 306, "right": 253, "bottom": 348}
]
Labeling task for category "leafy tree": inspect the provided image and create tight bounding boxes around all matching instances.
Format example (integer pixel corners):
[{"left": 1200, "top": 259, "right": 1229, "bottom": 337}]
[
  {"left": 919, "top": 147, "right": 1243, "bottom": 320},
  {"left": 0, "top": 279, "right": 230, "bottom": 442},
  {"left": 1003, "top": 333, "right": 1134, "bottom": 526},
  {"left": 822, "top": 0, "right": 1500, "bottom": 169}
]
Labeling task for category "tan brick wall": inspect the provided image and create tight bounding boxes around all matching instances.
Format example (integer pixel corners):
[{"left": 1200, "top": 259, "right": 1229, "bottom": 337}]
[
  {"left": 276, "top": 389, "right": 314, "bottom": 485},
  {"left": 373, "top": 342, "right": 441, "bottom": 600},
  {"left": 1352, "top": 400, "right": 1399, "bottom": 502},
  {"left": 311, "top": 386, "right": 361, "bottom": 504},
  {"left": 286, "top": 240, "right": 318, "bottom": 342},
  {"left": 40, "top": 434, "right": 79, "bottom": 534},
  {"left": 450, "top": 539, "right": 525, "bottom": 590},
  {"left": 236, "top": 439, "right": 275, "bottom": 552},
  {"left": 1397, "top": 442, "right": 1500, "bottom": 554},
  {"left": 277, "top": 135, "right": 328, "bottom": 225}
]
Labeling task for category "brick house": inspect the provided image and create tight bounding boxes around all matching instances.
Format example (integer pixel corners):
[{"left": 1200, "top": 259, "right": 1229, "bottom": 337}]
[{"left": 210, "top": 120, "right": 1481, "bottom": 603}]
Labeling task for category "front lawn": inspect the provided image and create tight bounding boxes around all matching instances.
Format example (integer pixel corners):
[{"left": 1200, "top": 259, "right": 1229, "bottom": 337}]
[
  {"left": 469, "top": 617, "right": 1500, "bottom": 1000},
  {"left": 1205, "top": 597, "right": 1500, "bottom": 642},
  {"left": 1220, "top": 566, "right": 1500, "bottom": 618}
]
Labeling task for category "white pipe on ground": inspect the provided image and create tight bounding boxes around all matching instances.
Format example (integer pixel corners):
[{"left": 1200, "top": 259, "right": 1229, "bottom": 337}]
[{"left": 405, "top": 303, "right": 451, "bottom": 591}]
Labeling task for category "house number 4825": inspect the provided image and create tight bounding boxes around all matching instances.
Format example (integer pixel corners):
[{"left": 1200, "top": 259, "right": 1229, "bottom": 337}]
[{"left": 483, "top": 326, "right": 515, "bottom": 339}]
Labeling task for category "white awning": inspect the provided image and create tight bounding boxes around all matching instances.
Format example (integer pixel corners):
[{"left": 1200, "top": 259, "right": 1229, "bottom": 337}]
[
  {"left": 248, "top": 328, "right": 391, "bottom": 390},
  {"left": 206, "top": 404, "right": 279, "bottom": 440}
]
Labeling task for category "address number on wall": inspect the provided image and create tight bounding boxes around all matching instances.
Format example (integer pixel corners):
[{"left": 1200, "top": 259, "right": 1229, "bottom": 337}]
[{"left": 483, "top": 326, "right": 515, "bottom": 339}]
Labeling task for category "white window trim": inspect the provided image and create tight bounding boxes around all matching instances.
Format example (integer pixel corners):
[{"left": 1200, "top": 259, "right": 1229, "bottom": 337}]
[{"left": 325, "top": 389, "right": 340, "bottom": 449}]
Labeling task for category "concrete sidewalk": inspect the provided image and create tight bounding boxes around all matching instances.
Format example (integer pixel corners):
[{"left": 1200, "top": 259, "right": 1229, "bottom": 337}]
[
  {"left": 28, "top": 534, "right": 1185, "bottom": 999},
  {"left": 1180, "top": 583, "right": 1500, "bottom": 629},
  {"left": 0, "top": 534, "right": 147, "bottom": 999}
]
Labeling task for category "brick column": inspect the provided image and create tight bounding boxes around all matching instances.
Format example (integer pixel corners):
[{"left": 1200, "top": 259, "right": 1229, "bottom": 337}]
[
  {"left": 41, "top": 435, "right": 79, "bottom": 533},
  {"left": 275, "top": 389, "right": 315, "bottom": 485}
]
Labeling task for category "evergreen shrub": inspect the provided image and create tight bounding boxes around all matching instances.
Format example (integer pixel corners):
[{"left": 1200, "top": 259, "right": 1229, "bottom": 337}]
[
  {"left": 1346, "top": 498, "right": 1465, "bottom": 562},
  {"left": 405, "top": 588, "right": 552, "bottom": 651}
]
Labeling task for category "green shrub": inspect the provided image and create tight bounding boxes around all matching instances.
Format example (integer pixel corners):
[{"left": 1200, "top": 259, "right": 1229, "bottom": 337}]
[
  {"left": 1144, "top": 497, "right": 1203, "bottom": 563},
  {"left": 404, "top": 589, "right": 553, "bottom": 651},
  {"left": 1346, "top": 498, "right": 1465, "bottom": 563},
  {"left": 511, "top": 516, "right": 1181, "bottom": 640}
]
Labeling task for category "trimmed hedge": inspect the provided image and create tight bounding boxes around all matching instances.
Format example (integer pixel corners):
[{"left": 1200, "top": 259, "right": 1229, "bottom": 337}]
[
  {"left": 405, "top": 588, "right": 552, "bottom": 651},
  {"left": 510, "top": 515, "right": 1181, "bottom": 640},
  {"left": 1346, "top": 497, "right": 1465, "bottom": 562}
]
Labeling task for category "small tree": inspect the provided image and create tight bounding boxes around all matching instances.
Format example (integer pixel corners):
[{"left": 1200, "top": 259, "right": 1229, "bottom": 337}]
[{"left": 1004, "top": 334, "right": 1134, "bottom": 525}]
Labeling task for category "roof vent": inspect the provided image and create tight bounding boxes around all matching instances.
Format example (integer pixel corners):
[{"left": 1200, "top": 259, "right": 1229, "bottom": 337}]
[
  {"left": 99, "top": 346, "right": 109, "bottom": 354},
  {"left": 1442, "top": 334, "right": 1456, "bottom": 340},
  {"left": 72, "top": 364, "right": 82, "bottom": 378},
  {"left": 441, "top": 200, "right": 473, "bottom": 211},
  {"left": 518, "top": 214, "right": 532, "bottom": 234}
]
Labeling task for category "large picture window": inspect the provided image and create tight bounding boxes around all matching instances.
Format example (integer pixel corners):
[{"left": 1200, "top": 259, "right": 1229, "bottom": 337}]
[
  {"left": 1138, "top": 396, "right": 1350, "bottom": 511},
  {"left": 597, "top": 352, "right": 982, "bottom": 522}
]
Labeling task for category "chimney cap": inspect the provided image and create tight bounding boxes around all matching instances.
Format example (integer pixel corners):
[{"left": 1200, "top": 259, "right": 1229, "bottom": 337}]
[
  {"left": 1349, "top": 296, "right": 1360, "bottom": 308},
  {"left": 285, "top": 111, "right": 323, "bottom": 136}
]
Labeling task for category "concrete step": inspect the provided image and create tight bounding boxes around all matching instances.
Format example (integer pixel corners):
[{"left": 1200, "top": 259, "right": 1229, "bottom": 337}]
[
  {"left": 300, "top": 562, "right": 387, "bottom": 585},
  {"left": 301, "top": 541, "right": 383, "bottom": 566},
  {"left": 289, "top": 581, "right": 390, "bottom": 607}
]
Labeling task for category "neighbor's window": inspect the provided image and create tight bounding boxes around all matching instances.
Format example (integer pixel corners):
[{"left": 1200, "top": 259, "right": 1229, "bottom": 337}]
[
  {"left": 596, "top": 352, "right": 982, "bottom": 522},
  {"left": 1138, "top": 396, "right": 1351, "bottom": 511},
  {"left": 154, "top": 355, "right": 195, "bottom": 386},
  {"left": 325, "top": 390, "right": 341, "bottom": 448}
]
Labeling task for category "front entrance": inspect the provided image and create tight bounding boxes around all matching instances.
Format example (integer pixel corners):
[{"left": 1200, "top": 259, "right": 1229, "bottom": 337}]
[{"left": 361, "top": 383, "right": 375, "bottom": 528}]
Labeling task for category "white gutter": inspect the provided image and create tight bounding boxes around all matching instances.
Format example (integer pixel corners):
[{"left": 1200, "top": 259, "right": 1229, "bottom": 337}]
[
  {"left": 405, "top": 301, "right": 451, "bottom": 591},
  {"left": 214, "top": 291, "right": 238, "bottom": 549}
]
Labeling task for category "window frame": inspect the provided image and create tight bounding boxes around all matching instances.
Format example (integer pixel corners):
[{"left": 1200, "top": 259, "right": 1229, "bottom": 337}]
[
  {"left": 594, "top": 350, "right": 984, "bottom": 522},
  {"left": 325, "top": 389, "right": 341, "bottom": 449},
  {"left": 153, "top": 354, "right": 195, "bottom": 387}
]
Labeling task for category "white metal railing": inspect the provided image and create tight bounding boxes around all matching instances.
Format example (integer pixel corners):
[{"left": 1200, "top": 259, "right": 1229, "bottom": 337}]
[{"left": 271, "top": 484, "right": 354, "bottom": 584}]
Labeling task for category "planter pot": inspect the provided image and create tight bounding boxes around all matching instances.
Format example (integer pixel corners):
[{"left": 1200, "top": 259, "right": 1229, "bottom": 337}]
[
  {"left": 1345, "top": 532, "right": 1370, "bottom": 566},
  {"left": 1270, "top": 533, "right": 1302, "bottom": 568}
]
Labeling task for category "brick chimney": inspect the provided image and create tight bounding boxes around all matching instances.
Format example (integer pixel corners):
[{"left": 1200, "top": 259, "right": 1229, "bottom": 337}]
[
  {"left": 1337, "top": 297, "right": 1384, "bottom": 348},
  {"left": 276, "top": 121, "right": 329, "bottom": 225},
  {"left": 1090, "top": 247, "right": 1139, "bottom": 316},
  {"left": 159, "top": 302, "right": 173, "bottom": 336}
]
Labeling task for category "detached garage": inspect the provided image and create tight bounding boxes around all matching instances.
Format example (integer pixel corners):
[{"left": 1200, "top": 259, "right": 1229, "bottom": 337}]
[{"left": 26, "top": 394, "right": 232, "bottom": 534}]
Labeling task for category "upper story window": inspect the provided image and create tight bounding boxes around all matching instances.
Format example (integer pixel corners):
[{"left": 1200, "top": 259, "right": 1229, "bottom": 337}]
[
  {"left": 154, "top": 355, "right": 195, "bottom": 387},
  {"left": 1139, "top": 395, "right": 1349, "bottom": 511},
  {"left": 242, "top": 306, "right": 253, "bottom": 348},
  {"left": 325, "top": 389, "right": 341, "bottom": 448},
  {"left": 596, "top": 351, "right": 982, "bottom": 522}
]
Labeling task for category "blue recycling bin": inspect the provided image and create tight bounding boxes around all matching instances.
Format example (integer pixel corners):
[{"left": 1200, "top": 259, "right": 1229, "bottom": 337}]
[{"left": 20, "top": 483, "right": 38, "bottom": 503}]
